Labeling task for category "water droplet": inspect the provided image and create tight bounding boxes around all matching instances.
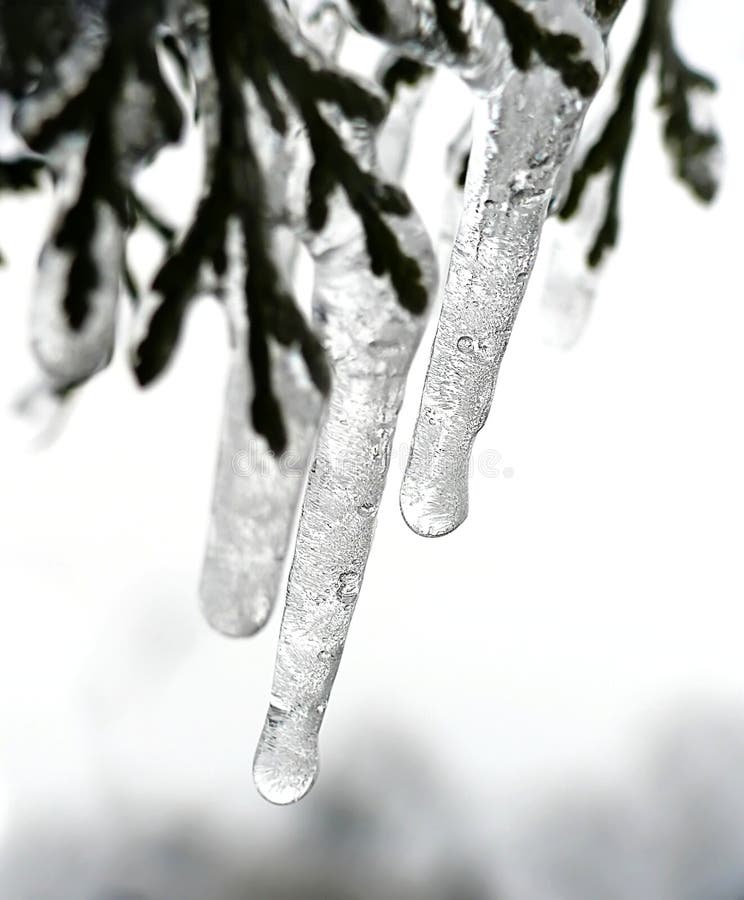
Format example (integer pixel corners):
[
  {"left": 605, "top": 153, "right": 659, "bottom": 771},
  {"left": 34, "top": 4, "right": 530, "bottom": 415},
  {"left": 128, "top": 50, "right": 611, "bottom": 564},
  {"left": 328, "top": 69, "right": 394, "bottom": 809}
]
[{"left": 457, "top": 335, "right": 474, "bottom": 354}]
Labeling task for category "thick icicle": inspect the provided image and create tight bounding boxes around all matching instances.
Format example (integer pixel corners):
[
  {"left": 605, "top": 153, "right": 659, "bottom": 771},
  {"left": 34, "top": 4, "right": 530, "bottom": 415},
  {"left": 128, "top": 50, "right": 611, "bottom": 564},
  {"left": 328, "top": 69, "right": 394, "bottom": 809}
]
[
  {"left": 400, "top": 2, "right": 607, "bottom": 536},
  {"left": 376, "top": 52, "right": 433, "bottom": 182},
  {"left": 253, "top": 126, "right": 437, "bottom": 805},
  {"left": 199, "top": 0, "right": 343, "bottom": 636},
  {"left": 201, "top": 341, "right": 323, "bottom": 635},
  {"left": 199, "top": 227, "right": 326, "bottom": 636},
  {"left": 16, "top": 6, "right": 120, "bottom": 390}
]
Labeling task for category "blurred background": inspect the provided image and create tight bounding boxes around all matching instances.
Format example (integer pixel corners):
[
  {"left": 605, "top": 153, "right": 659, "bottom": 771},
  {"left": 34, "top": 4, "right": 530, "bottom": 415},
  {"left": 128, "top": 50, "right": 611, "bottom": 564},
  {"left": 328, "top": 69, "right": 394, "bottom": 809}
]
[{"left": 1, "top": 0, "right": 743, "bottom": 897}]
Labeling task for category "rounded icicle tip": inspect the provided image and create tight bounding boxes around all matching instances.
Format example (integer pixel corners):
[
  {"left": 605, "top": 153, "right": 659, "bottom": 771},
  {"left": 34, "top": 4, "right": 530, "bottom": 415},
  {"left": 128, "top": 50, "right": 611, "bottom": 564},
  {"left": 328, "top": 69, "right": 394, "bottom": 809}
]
[
  {"left": 253, "top": 705, "right": 320, "bottom": 805},
  {"left": 399, "top": 477, "right": 469, "bottom": 538},
  {"left": 199, "top": 579, "right": 273, "bottom": 638}
]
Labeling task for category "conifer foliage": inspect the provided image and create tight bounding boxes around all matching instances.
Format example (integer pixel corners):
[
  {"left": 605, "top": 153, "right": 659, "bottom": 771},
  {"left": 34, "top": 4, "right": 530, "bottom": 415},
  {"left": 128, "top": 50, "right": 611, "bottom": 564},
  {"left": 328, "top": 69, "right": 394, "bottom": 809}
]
[{"left": 0, "top": 0, "right": 720, "bottom": 443}]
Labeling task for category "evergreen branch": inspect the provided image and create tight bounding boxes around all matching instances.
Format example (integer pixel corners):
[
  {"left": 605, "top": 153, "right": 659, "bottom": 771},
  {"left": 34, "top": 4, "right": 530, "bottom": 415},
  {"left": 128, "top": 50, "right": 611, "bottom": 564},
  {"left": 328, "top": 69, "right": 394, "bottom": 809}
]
[
  {"left": 653, "top": 1, "right": 719, "bottom": 203},
  {"left": 431, "top": 0, "right": 470, "bottom": 56},
  {"left": 559, "top": 0, "right": 654, "bottom": 266},
  {"left": 134, "top": 0, "right": 332, "bottom": 453},
  {"left": 560, "top": 0, "right": 719, "bottom": 267},
  {"left": 250, "top": 1, "right": 427, "bottom": 313},
  {"left": 132, "top": 160, "right": 231, "bottom": 386},
  {"left": 54, "top": 119, "right": 126, "bottom": 330},
  {"left": 431, "top": 0, "right": 600, "bottom": 96},
  {"left": 485, "top": 0, "right": 600, "bottom": 96},
  {"left": 23, "top": 0, "right": 183, "bottom": 334}
]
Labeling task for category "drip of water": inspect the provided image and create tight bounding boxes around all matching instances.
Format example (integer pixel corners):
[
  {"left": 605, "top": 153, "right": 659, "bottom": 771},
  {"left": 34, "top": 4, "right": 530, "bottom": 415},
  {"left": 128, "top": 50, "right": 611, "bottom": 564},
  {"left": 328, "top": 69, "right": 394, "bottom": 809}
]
[{"left": 254, "top": 92, "right": 437, "bottom": 803}]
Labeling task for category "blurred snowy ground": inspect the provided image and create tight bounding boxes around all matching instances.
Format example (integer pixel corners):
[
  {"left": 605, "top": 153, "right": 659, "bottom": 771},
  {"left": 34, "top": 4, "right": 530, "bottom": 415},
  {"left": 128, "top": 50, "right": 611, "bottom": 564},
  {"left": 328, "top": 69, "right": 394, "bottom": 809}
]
[{"left": 1, "top": 0, "right": 744, "bottom": 897}]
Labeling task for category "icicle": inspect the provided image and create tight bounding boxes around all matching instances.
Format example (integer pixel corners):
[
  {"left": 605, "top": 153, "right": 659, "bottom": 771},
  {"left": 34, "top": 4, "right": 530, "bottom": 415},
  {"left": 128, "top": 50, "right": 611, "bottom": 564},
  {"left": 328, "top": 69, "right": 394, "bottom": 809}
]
[
  {"left": 199, "top": 227, "right": 325, "bottom": 636},
  {"left": 200, "top": 344, "right": 324, "bottom": 636},
  {"left": 199, "top": 0, "right": 344, "bottom": 636},
  {"left": 540, "top": 170, "right": 611, "bottom": 349},
  {"left": 400, "top": 2, "right": 607, "bottom": 536},
  {"left": 253, "top": 125, "right": 437, "bottom": 805}
]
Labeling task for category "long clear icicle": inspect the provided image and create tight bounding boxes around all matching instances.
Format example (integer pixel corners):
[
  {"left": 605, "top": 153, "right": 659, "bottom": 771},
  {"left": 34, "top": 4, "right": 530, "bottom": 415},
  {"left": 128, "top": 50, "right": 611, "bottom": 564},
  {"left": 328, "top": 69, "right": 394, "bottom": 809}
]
[
  {"left": 254, "top": 211, "right": 436, "bottom": 805},
  {"left": 253, "top": 124, "right": 437, "bottom": 806},
  {"left": 199, "top": 0, "right": 343, "bottom": 636},
  {"left": 400, "top": 2, "right": 607, "bottom": 536},
  {"left": 199, "top": 232, "right": 325, "bottom": 636}
]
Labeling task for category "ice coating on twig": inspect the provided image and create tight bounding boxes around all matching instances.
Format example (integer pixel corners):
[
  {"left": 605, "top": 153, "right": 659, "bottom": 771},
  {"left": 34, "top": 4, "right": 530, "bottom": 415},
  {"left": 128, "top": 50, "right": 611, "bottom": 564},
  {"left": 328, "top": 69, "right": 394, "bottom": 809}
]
[
  {"left": 400, "top": 3, "right": 607, "bottom": 536},
  {"left": 200, "top": 338, "right": 323, "bottom": 636},
  {"left": 253, "top": 136, "right": 437, "bottom": 805},
  {"left": 199, "top": 0, "right": 342, "bottom": 637},
  {"left": 541, "top": 170, "right": 610, "bottom": 349},
  {"left": 199, "top": 226, "right": 323, "bottom": 637}
]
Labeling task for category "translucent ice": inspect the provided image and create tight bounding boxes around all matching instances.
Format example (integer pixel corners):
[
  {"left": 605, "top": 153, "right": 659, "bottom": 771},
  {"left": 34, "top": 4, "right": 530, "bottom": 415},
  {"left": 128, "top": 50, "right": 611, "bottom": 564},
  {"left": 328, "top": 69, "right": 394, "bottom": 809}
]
[
  {"left": 254, "top": 108, "right": 437, "bottom": 803},
  {"left": 199, "top": 228, "right": 321, "bottom": 638},
  {"left": 399, "top": 2, "right": 608, "bottom": 536},
  {"left": 200, "top": 337, "right": 323, "bottom": 636}
]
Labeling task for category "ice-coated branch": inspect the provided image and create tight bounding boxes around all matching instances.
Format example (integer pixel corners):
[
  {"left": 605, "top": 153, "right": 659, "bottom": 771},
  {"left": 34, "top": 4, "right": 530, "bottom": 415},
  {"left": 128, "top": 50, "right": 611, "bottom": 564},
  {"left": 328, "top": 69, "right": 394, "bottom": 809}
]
[
  {"left": 253, "top": 106, "right": 437, "bottom": 805},
  {"left": 133, "top": 0, "right": 431, "bottom": 451},
  {"left": 134, "top": 0, "right": 330, "bottom": 453},
  {"left": 14, "top": 0, "right": 184, "bottom": 388},
  {"left": 559, "top": 0, "right": 720, "bottom": 267},
  {"left": 199, "top": 0, "right": 344, "bottom": 638}
]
